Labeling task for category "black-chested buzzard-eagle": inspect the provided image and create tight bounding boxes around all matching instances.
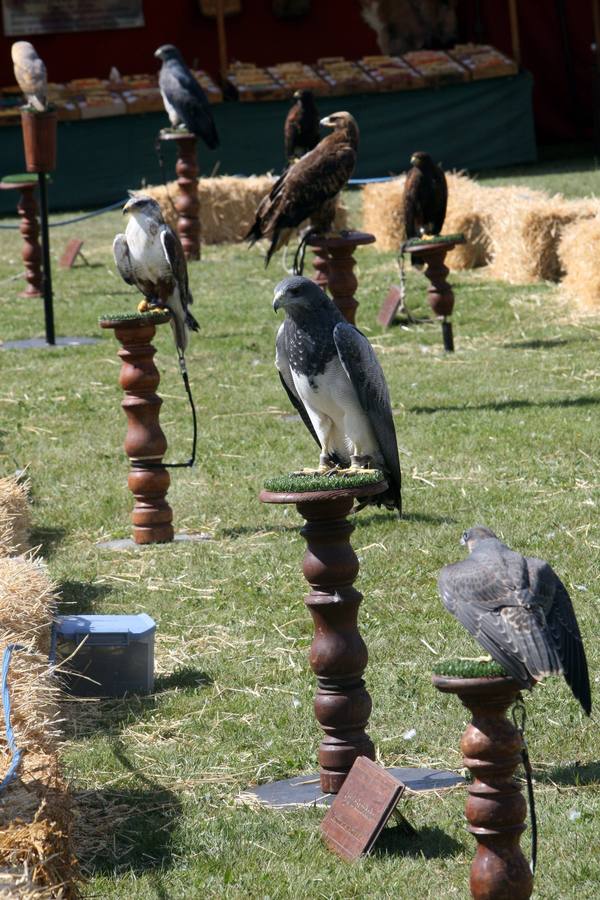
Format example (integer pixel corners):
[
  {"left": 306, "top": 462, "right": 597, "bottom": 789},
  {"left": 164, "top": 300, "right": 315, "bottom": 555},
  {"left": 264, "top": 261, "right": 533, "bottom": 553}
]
[
  {"left": 155, "top": 44, "right": 219, "bottom": 150},
  {"left": 273, "top": 275, "right": 401, "bottom": 513}
]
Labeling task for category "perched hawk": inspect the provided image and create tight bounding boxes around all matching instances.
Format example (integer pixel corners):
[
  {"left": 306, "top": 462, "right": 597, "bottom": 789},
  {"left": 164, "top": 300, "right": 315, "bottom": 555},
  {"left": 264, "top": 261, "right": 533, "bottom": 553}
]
[
  {"left": 403, "top": 151, "right": 447, "bottom": 267},
  {"left": 284, "top": 90, "right": 320, "bottom": 162},
  {"left": 438, "top": 526, "right": 591, "bottom": 714},
  {"left": 11, "top": 41, "right": 47, "bottom": 112},
  {"left": 113, "top": 196, "right": 199, "bottom": 363},
  {"left": 247, "top": 111, "right": 358, "bottom": 267},
  {"left": 154, "top": 44, "right": 219, "bottom": 150},
  {"left": 273, "top": 276, "right": 401, "bottom": 513}
]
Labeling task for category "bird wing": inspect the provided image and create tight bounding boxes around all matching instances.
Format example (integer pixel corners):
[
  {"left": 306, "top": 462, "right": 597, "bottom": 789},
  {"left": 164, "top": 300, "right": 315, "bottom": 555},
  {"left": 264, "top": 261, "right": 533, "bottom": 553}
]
[
  {"left": 112, "top": 233, "right": 135, "bottom": 286},
  {"left": 432, "top": 167, "right": 448, "bottom": 234},
  {"left": 333, "top": 322, "right": 401, "bottom": 507},
  {"left": 403, "top": 168, "right": 422, "bottom": 239},
  {"left": 527, "top": 557, "right": 591, "bottom": 714},
  {"left": 159, "top": 65, "right": 219, "bottom": 149},
  {"left": 160, "top": 226, "right": 191, "bottom": 305},
  {"left": 261, "top": 135, "right": 355, "bottom": 235},
  {"left": 275, "top": 322, "right": 321, "bottom": 448},
  {"left": 438, "top": 553, "right": 561, "bottom": 688}
]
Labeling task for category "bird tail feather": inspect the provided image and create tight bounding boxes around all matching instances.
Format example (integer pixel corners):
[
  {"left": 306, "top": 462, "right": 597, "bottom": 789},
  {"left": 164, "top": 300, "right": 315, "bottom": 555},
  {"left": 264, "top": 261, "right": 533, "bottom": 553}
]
[{"left": 186, "top": 309, "right": 200, "bottom": 332}]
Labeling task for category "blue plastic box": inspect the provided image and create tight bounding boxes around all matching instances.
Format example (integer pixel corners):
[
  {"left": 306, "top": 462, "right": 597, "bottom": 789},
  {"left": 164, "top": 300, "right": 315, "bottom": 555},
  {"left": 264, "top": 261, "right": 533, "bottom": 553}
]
[{"left": 53, "top": 613, "right": 156, "bottom": 697}]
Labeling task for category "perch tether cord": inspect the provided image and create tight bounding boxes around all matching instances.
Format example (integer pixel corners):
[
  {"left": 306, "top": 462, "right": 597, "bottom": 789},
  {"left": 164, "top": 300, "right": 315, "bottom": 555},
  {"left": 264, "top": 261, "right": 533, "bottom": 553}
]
[{"left": 512, "top": 695, "right": 538, "bottom": 875}]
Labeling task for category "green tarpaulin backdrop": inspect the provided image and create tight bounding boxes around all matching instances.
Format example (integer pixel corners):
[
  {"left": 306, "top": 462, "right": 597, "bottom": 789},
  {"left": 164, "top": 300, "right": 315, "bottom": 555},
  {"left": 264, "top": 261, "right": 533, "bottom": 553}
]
[{"left": 0, "top": 73, "right": 535, "bottom": 215}]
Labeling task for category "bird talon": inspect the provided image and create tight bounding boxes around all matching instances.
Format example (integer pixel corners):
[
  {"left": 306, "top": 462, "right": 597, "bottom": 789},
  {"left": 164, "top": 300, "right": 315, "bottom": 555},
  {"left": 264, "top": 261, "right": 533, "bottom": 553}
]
[{"left": 137, "top": 300, "right": 150, "bottom": 313}]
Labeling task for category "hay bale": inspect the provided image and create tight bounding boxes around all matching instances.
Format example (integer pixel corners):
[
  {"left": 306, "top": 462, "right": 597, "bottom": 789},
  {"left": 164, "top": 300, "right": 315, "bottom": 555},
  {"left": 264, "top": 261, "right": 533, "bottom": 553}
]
[
  {"left": 0, "top": 556, "right": 56, "bottom": 652},
  {"left": 0, "top": 475, "right": 30, "bottom": 557},
  {"left": 558, "top": 215, "right": 600, "bottom": 311},
  {"left": 143, "top": 176, "right": 348, "bottom": 244},
  {"left": 361, "top": 172, "right": 491, "bottom": 269},
  {"left": 486, "top": 190, "right": 600, "bottom": 284}
]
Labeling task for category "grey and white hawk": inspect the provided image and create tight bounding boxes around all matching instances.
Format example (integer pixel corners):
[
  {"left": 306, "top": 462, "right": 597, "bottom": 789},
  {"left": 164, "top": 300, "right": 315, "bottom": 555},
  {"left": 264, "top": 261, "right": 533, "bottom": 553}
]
[
  {"left": 11, "top": 41, "right": 47, "bottom": 112},
  {"left": 438, "top": 526, "right": 591, "bottom": 714},
  {"left": 273, "top": 276, "right": 401, "bottom": 513},
  {"left": 113, "top": 196, "right": 199, "bottom": 365},
  {"left": 154, "top": 44, "right": 219, "bottom": 150}
]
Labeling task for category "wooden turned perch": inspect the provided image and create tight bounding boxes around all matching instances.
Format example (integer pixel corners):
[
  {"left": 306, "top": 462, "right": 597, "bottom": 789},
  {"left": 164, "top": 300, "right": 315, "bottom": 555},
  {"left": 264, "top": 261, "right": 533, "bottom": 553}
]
[
  {"left": 306, "top": 230, "right": 375, "bottom": 325},
  {"left": 100, "top": 313, "right": 174, "bottom": 545},
  {"left": 432, "top": 672, "right": 534, "bottom": 900},
  {"left": 0, "top": 177, "right": 43, "bottom": 297},
  {"left": 406, "top": 237, "right": 464, "bottom": 351},
  {"left": 261, "top": 476, "right": 387, "bottom": 792},
  {"left": 159, "top": 131, "right": 200, "bottom": 261}
]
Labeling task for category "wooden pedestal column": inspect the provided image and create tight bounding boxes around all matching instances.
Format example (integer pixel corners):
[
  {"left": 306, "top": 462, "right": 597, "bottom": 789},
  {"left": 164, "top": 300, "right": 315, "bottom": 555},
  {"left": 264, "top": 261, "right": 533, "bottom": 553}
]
[
  {"left": 306, "top": 231, "right": 375, "bottom": 325},
  {"left": 0, "top": 177, "right": 43, "bottom": 297},
  {"left": 432, "top": 675, "right": 533, "bottom": 900},
  {"left": 406, "top": 239, "right": 464, "bottom": 351},
  {"left": 260, "top": 481, "right": 387, "bottom": 792},
  {"left": 100, "top": 314, "right": 174, "bottom": 545},
  {"left": 159, "top": 131, "right": 200, "bottom": 261}
]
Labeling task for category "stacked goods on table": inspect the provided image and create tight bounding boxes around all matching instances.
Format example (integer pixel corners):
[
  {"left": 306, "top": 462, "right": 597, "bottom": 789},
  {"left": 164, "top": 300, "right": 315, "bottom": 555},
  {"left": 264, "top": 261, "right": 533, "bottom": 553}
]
[
  {"left": 0, "top": 44, "right": 518, "bottom": 123},
  {"left": 226, "top": 61, "right": 287, "bottom": 101},
  {"left": 449, "top": 44, "right": 518, "bottom": 79},
  {"left": 267, "top": 61, "right": 329, "bottom": 95},
  {"left": 315, "top": 56, "right": 377, "bottom": 94},
  {"left": 359, "top": 55, "right": 424, "bottom": 90},
  {"left": 403, "top": 50, "right": 469, "bottom": 85}
]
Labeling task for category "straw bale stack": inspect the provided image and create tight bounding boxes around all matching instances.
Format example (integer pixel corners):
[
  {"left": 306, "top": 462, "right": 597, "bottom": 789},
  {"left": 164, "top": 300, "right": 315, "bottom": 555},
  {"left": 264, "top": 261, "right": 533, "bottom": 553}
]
[
  {"left": 486, "top": 190, "right": 600, "bottom": 284},
  {"left": 361, "top": 172, "right": 490, "bottom": 269},
  {"left": 0, "top": 556, "right": 78, "bottom": 897},
  {"left": 558, "top": 215, "right": 600, "bottom": 311},
  {"left": 0, "top": 475, "right": 30, "bottom": 557},
  {"left": 143, "top": 176, "right": 348, "bottom": 244}
]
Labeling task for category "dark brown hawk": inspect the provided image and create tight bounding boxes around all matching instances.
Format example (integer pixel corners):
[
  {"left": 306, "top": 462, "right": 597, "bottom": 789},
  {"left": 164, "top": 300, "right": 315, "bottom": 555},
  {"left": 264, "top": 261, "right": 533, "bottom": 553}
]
[
  {"left": 284, "top": 89, "right": 320, "bottom": 162},
  {"left": 438, "top": 526, "right": 591, "bottom": 715},
  {"left": 403, "top": 150, "right": 447, "bottom": 240},
  {"left": 246, "top": 111, "right": 358, "bottom": 267}
]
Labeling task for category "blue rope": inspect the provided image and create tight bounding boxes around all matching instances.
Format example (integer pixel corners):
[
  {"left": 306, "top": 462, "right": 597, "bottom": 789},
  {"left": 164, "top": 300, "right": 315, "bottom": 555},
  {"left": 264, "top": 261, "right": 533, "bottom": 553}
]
[
  {"left": 0, "top": 643, "right": 25, "bottom": 794},
  {"left": 0, "top": 198, "right": 126, "bottom": 230}
]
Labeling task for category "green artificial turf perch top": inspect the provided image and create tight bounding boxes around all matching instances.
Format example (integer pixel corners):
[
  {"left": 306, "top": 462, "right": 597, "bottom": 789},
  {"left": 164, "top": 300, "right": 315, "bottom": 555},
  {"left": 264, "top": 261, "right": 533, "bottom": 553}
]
[
  {"left": 264, "top": 470, "right": 385, "bottom": 493},
  {"left": 98, "top": 310, "right": 171, "bottom": 326},
  {"left": 404, "top": 233, "right": 466, "bottom": 248},
  {"left": 433, "top": 658, "right": 510, "bottom": 679}
]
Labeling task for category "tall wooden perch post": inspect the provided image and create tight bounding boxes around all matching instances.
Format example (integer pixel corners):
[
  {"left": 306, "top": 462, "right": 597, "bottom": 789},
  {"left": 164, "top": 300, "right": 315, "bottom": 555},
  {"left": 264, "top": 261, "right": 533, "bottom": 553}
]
[
  {"left": 306, "top": 231, "right": 375, "bottom": 325},
  {"left": 261, "top": 477, "right": 387, "bottom": 792},
  {"left": 432, "top": 672, "right": 533, "bottom": 900},
  {"left": 0, "top": 175, "right": 43, "bottom": 297},
  {"left": 406, "top": 237, "right": 464, "bottom": 351},
  {"left": 100, "top": 313, "right": 174, "bottom": 545},
  {"left": 159, "top": 131, "right": 200, "bottom": 261}
]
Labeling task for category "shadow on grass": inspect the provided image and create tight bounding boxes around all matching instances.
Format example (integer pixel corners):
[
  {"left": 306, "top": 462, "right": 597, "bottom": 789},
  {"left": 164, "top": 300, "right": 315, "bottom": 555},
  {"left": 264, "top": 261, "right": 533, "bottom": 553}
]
[
  {"left": 355, "top": 511, "right": 456, "bottom": 526},
  {"left": 536, "top": 761, "right": 600, "bottom": 786},
  {"left": 372, "top": 824, "right": 463, "bottom": 859},
  {"left": 74, "top": 742, "right": 182, "bottom": 883},
  {"left": 502, "top": 338, "right": 572, "bottom": 350},
  {"left": 154, "top": 666, "right": 213, "bottom": 692},
  {"left": 29, "top": 525, "right": 66, "bottom": 558},
  {"left": 409, "top": 395, "right": 600, "bottom": 415},
  {"left": 220, "top": 523, "right": 298, "bottom": 538},
  {"left": 58, "top": 579, "right": 112, "bottom": 615}
]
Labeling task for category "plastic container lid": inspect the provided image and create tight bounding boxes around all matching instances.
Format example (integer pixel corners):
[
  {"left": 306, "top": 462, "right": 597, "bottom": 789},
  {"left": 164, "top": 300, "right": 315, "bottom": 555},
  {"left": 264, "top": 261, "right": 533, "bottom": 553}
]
[{"left": 55, "top": 613, "right": 156, "bottom": 639}]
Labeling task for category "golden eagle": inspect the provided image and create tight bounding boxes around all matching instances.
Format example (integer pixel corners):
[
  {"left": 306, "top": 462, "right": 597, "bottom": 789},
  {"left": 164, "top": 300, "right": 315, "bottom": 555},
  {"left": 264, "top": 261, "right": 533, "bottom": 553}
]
[
  {"left": 403, "top": 151, "right": 447, "bottom": 267},
  {"left": 246, "top": 111, "right": 358, "bottom": 268},
  {"left": 284, "top": 89, "right": 320, "bottom": 162}
]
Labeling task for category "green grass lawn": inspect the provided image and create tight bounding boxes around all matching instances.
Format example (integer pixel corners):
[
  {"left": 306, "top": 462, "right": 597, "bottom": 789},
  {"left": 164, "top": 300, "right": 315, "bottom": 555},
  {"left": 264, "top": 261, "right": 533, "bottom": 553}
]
[{"left": 1, "top": 187, "right": 600, "bottom": 899}]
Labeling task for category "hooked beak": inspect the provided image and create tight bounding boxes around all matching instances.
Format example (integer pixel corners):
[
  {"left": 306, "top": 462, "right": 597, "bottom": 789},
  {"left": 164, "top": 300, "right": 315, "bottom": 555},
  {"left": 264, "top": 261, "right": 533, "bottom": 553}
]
[
  {"left": 320, "top": 115, "right": 335, "bottom": 128},
  {"left": 273, "top": 289, "right": 286, "bottom": 312},
  {"left": 122, "top": 197, "right": 135, "bottom": 215},
  {"left": 293, "top": 90, "right": 301, "bottom": 99},
  {"left": 459, "top": 533, "right": 468, "bottom": 546},
  {"left": 153, "top": 48, "right": 162, "bottom": 59}
]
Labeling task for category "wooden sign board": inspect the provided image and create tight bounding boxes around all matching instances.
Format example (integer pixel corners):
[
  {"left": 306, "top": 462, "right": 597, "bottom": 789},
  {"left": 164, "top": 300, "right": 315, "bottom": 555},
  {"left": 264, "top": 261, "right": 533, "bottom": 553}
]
[
  {"left": 3, "top": 0, "right": 144, "bottom": 36},
  {"left": 320, "top": 757, "right": 405, "bottom": 861},
  {"left": 377, "top": 285, "right": 403, "bottom": 328}
]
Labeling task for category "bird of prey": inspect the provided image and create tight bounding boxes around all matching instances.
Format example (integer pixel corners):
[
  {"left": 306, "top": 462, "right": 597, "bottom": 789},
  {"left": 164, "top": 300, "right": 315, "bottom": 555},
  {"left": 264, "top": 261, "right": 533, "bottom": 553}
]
[
  {"left": 438, "top": 526, "right": 591, "bottom": 715},
  {"left": 284, "top": 90, "right": 320, "bottom": 162},
  {"left": 403, "top": 151, "right": 447, "bottom": 268},
  {"left": 113, "top": 195, "right": 199, "bottom": 365},
  {"left": 273, "top": 276, "right": 401, "bottom": 513},
  {"left": 154, "top": 44, "right": 219, "bottom": 150},
  {"left": 247, "top": 111, "right": 358, "bottom": 268},
  {"left": 11, "top": 41, "right": 47, "bottom": 112}
]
